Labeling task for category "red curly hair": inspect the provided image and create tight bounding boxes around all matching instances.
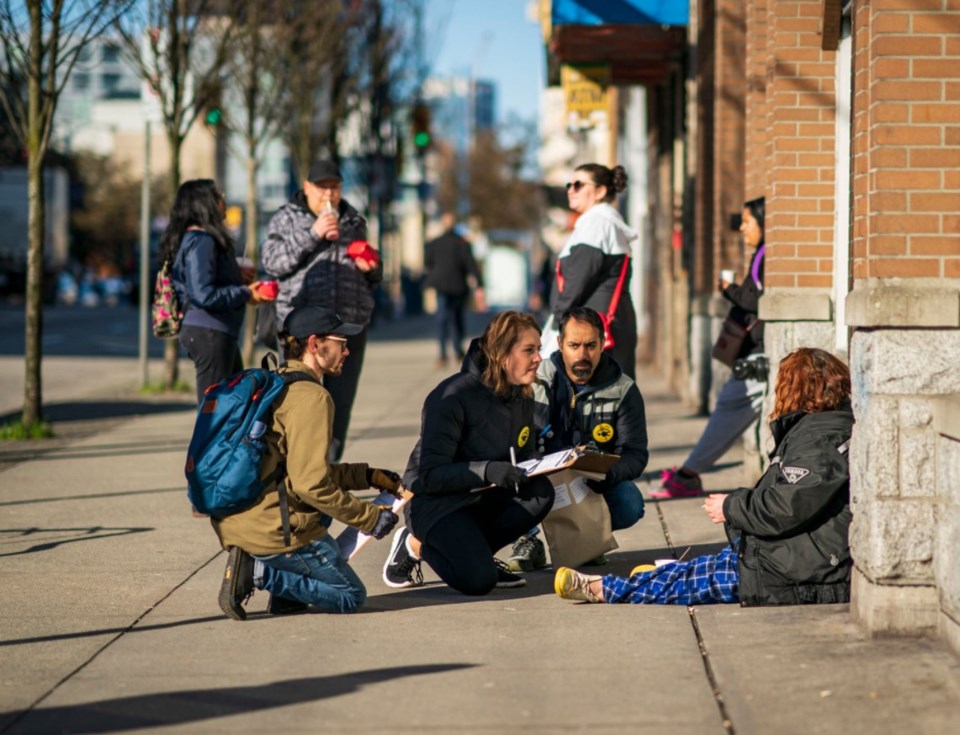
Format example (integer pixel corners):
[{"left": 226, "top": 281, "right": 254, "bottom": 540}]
[{"left": 771, "top": 348, "right": 851, "bottom": 419}]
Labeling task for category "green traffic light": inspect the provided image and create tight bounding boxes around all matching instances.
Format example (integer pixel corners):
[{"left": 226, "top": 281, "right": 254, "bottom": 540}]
[
  {"left": 205, "top": 108, "right": 223, "bottom": 126},
  {"left": 414, "top": 131, "right": 430, "bottom": 148}
]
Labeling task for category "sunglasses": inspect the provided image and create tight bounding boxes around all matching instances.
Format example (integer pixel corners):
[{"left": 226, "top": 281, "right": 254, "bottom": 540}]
[{"left": 565, "top": 180, "right": 593, "bottom": 192}]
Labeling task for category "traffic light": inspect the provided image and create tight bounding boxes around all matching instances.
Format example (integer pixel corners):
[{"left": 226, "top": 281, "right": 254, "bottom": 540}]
[
  {"left": 411, "top": 103, "right": 431, "bottom": 150},
  {"left": 205, "top": 107, "right": 223, "bottom": 126}
]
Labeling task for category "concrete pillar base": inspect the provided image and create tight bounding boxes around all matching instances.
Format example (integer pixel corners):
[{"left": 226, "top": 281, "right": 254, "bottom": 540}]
[{"left": 851, "top": 567, "right": 939, "bottom": 636}]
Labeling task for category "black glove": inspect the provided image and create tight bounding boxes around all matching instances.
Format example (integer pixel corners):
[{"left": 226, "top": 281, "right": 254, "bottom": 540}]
[
  {"left": 485, "top": 461, "right": 529, "bottom": 491},
  {"left": 367, "top": 467, "right": 403, "bottom": 496},
  {"left": 586, "top": 478, "right": 608, "bottom": 494},
  {"left": 370, "top": 509, "right": 399, "bottom": 540}
]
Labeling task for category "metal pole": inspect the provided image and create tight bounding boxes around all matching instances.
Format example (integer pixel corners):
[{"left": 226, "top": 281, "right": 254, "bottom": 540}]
[{"left": 138, "top": 119, "right": 151, "bottom": 388}]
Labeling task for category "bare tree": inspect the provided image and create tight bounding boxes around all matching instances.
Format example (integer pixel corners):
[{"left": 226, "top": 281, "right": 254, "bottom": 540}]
[
  {"left": 217, "top": 1, "right": 295, "bottom": 364},
  {"left": 114, "top": 0, "right": 236, "bottom": 388},
  {"left": 278, "top": 0, "right": 362, "bottom": 180},
  {"left": 0, "top": 0, "right": 133, "bottom": 428}
]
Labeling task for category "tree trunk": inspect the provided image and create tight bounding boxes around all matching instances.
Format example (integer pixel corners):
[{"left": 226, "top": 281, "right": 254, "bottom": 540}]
[
  {"left": 241, "top": 151, "right": 258, "bottom": 364},
  {"left": 23, "top": 137, "right": 45, "bottom": 426},
  {"left": 22, "top": 1, "right": 45, "bottom": 427},
  {"left": 163, "top": 140, "right": 182, "bottom": 389}
]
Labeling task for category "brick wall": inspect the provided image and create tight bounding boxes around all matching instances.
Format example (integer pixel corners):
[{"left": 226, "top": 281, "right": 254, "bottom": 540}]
[
  {"left": 764, "top": 0, "right": 838, "bottom": 291},
  {"left": 851, "top": 0, "right": 960, "bottom": 282},
  {"left": 744, "top": 0, "right": 768, "bottom": 201}
]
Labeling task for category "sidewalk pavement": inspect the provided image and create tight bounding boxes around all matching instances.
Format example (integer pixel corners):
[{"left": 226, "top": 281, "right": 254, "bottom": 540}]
[{"left": 1, "top": 319, "right": 958, "bottom": 734}]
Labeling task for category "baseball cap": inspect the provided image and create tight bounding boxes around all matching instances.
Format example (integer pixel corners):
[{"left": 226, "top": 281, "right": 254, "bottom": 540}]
[
  {"left": 282, "top": 306, "right": 362, "bottom": 339},
  {"left": 307, "top": 160, "right": 342, "bottom": 183}
]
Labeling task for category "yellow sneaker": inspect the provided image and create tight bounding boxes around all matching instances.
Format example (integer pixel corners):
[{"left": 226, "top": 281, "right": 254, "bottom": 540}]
[
  {"left": 554, "top": 566, "right": 603, "bottom": 603},
  {"left": 630, "top": 564, "right": 657, "bottom": 577}
]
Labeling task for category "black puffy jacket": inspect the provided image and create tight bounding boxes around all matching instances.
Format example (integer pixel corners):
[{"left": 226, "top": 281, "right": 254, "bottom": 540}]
[
  {"left": 403, "top": 339, "right": 538, "bottom": 541},
  {"left": 724, "top": 403, "right": 854, "bottom": 606}
]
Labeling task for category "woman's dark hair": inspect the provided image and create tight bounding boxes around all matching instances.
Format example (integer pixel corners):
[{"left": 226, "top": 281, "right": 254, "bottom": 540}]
[
  {"left": 771, "top": 347, "right": 850, "bottom": 420},
  {"left": 576, "top": 163, "right": 628, "bottom": 203},
  {"left": 480, "top": 311, "right": 542, "bottom": 397},
  {"left": 744, "top": 196, "right": 765, "bottom": 236},
  {"left": 159, "top": 179, "right": 233, "bottom": 262}
]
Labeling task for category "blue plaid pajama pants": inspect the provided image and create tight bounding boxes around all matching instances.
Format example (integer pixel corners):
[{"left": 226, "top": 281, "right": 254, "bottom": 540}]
[{"left": 602, "top": 546, "right": 740, "bottom": 605}]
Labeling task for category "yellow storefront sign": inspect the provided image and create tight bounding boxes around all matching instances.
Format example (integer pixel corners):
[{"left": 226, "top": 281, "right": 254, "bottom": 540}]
[{"left": 562, "top": 64, "right": 610, "bottom": 119}]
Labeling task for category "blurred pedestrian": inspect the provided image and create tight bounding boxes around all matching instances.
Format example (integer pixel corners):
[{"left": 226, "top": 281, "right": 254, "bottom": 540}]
[
  {"left": 546, "top": 163, "right": 638, "bottom": 379},
  {"left": 424, "top": 212, "right": 486, "bottom": 368},
  {"left": 654, "top": 197, "right": 767, "bottom": 499},
  {"left": 164, "top": 179, "right": 271, "bottom": 402},
  {"left": 556, "top": 347, "right": 854, "bottom": 607},
  {"left": 261, "top": 160, "right": 382, "bottom": 462}
]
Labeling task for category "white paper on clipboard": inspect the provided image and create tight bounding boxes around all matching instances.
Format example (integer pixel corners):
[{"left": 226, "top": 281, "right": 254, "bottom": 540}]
[{"left": 336, "top": 490, "right": 412, "bottom": 561}]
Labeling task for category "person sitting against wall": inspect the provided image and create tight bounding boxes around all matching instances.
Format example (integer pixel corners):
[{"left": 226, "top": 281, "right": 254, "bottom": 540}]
[{"left": 555, "top": 347, "right": 854, "bottom": 607}]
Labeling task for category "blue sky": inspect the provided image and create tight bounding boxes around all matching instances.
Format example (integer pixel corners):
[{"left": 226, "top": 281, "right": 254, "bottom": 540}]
[{"left": 424, "top": 0, "right": 544, "bottom": 124}]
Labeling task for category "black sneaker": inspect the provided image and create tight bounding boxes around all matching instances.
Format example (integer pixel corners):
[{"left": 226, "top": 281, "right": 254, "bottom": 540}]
[
  {"left": 382, "top": 527, "right": 423, "bottom": 588},
  {"left": 267, "top": 594, "right": 309, "bottom": 616},
  {"left": 494, "top": 558, "right": 527, "bottom": 588},
  {"left": 506, "top": 533, "right": 548, "bottom": 572},
  {"left": 218, "top": 547, "right": 254, "bottom": 621}
]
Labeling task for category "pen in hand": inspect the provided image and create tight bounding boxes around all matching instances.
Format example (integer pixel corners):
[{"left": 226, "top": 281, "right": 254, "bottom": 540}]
[{"left": 509, "top": 446, "right": 520, "bottom": 493}]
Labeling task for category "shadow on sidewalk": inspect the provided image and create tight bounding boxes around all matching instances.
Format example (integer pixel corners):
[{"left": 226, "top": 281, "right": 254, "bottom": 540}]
[
  {"left": 0, "top": 525, "right": 153, "bottom": 557},
  {"left": 1, "top": 664, "right": 477, "bottom": 733},
  {"left": 0, "top": 400, "right": 195, "bottom": 426}
]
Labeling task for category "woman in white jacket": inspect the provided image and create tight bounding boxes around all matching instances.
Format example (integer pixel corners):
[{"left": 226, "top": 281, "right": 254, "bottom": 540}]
[{"left": 546, "top": 163, "right": 638, "bottom": 378}]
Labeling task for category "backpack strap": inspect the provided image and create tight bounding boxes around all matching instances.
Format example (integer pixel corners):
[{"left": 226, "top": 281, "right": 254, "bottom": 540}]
[{"left": 264, "top": 367, "right": 320, "bottom": 547}]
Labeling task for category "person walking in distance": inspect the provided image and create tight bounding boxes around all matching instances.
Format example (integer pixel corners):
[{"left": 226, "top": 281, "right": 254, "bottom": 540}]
[{"left": 424, "top": 212, "right": 486, "bottom": 368}]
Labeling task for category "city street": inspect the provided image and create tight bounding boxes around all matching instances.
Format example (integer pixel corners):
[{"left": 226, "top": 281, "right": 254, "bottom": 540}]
[{"left": 1, "top": 308, "right": 958, "bottom": 734}]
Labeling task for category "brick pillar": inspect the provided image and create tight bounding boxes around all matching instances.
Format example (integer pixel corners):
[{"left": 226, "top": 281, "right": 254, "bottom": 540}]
[
  {"left": 744, "top": 0, "right": 769, "bottom": 200},
  {"left": 757, "top": 0, "right": 839, "bottom": 383},
  {"left": 846, "top": 2, "right": 960, "bottom": 644}
]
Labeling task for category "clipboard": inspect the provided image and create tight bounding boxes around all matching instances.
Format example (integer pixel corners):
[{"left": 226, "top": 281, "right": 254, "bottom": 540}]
[
  {"left": 518, "top": 445, "right": 620, "bottom": 478},
  {"left": 470, "top": 446, "right": 620, "bottom": 493}
]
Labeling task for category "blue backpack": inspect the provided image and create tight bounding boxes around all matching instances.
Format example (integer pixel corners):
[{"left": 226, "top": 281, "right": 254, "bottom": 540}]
[{"left": 185, "top": 357, "right": 312, "bottom": 542}]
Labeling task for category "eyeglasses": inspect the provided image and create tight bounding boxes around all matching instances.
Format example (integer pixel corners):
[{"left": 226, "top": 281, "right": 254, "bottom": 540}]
[
  {"left": 324, "top": 335, "right": 348, "bottom": 345},
  {"left": 565, "top": 180, "right": 593, "bottom": 192}
]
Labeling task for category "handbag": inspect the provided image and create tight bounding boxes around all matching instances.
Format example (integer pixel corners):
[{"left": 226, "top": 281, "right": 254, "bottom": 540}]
[
  {"left": 151, "top": 258, "right": 183, "bottom": 338},
  {"left": 711, "top": 314, "right": 757, "bottom": 368},
  {"left": 600, "top": 256, "right": 630, "bottom": 350},
  {"left": 541, "top": 469, "right": 619, "bottom": 569}
]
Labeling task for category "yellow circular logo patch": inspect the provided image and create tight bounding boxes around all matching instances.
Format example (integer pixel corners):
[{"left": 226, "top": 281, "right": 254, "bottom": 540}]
[
  {"left": 592, "top": 423, "right": 614, "bottom": 443},
  {"left": 518, "top": 426, "right": 530, "bottom": 447}
]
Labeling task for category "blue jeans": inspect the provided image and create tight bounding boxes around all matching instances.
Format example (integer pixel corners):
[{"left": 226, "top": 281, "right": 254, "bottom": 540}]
[
  {"left": 253, "top": 534, "right": 366, "bottom": 613},
  {"left": 601, "top": 480, "right": 645, "bottom": 531}
]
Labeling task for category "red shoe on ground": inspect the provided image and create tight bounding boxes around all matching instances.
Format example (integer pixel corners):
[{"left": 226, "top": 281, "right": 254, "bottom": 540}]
[{"left": 650, "top": 467, "right": 704, "bottom": 499}]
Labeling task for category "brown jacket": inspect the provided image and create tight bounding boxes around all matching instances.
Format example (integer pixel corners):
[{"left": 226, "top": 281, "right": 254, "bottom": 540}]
[{"left": 212, "top": 360, "right": 381, "bottom": 555}]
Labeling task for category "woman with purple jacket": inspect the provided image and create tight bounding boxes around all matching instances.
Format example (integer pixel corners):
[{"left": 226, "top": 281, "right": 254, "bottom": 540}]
[{"left": 654, "top": 197, "right": 767, "bottom": 499}]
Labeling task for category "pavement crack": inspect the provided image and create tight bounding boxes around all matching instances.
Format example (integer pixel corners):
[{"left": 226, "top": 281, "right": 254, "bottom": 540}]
[{"left": 654, "top": 499, "right": 736, "bottom": 735}]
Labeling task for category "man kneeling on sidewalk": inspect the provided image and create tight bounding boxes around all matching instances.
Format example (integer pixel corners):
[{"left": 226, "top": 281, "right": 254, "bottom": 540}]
[{"left": 215, "top": 306, "right": 400, "bottom": 620}]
